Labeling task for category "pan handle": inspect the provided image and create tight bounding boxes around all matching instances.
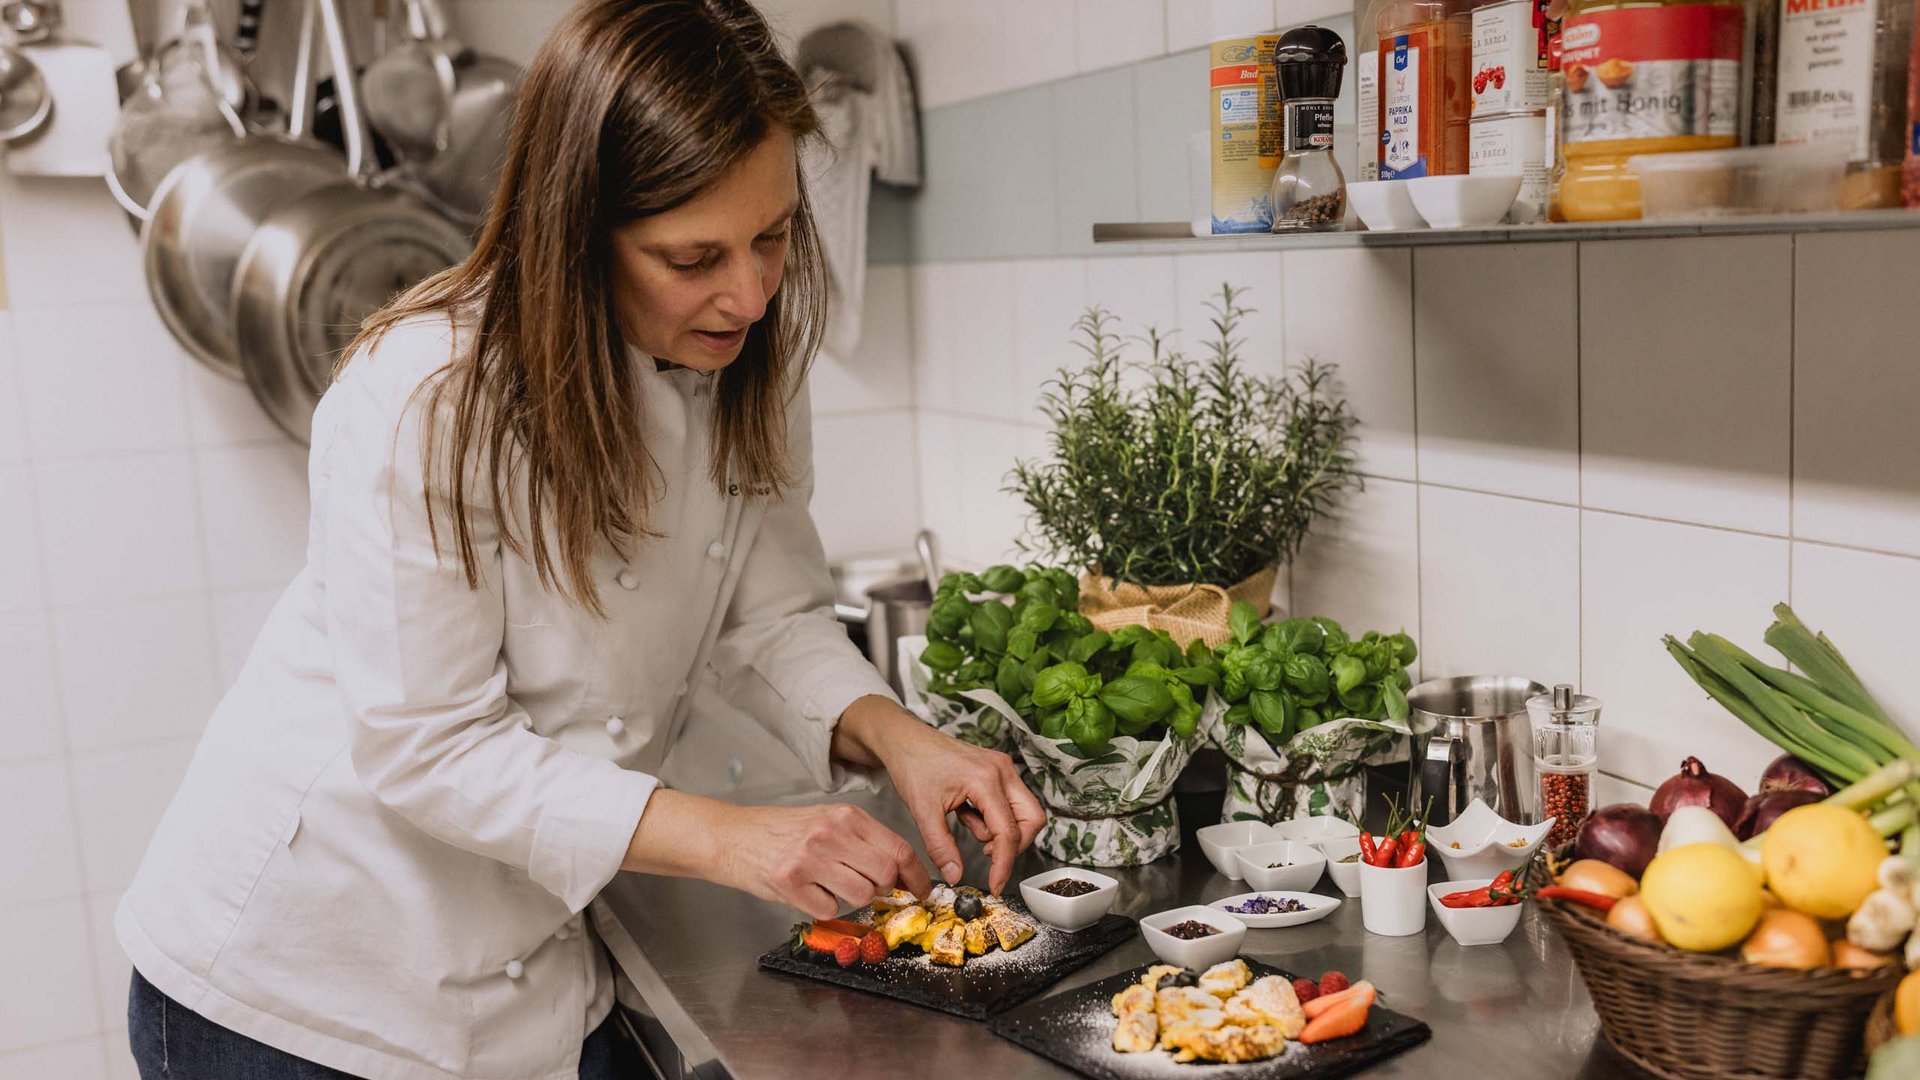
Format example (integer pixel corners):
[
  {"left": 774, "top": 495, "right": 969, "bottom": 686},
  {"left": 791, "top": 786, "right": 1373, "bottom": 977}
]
[
  {"left": 234, "top": 0, "right": 266, "bottom": 56},
  {"left": 411, "top": 0, "right": 450, "bottom": 42},
  {"left": 314, "top": 0, "right": 370, "bottom": 178}
]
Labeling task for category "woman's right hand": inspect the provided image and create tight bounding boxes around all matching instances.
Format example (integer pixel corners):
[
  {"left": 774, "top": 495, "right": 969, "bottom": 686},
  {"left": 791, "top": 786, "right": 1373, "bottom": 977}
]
[{"left": 624, "top": 789, "right": 931, "bottom": 920}]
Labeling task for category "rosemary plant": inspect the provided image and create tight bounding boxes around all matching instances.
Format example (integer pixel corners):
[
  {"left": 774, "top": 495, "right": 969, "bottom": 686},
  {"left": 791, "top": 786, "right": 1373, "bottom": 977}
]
[{"left": 1009, "top": 284, "right": 1359, "bottom": 588}]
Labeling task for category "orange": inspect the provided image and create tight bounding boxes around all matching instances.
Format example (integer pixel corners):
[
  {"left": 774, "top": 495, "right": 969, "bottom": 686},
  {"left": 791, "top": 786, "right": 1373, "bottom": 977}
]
[{"left": 1896, "top": 971, "right": 1920, "bottom": 1036}]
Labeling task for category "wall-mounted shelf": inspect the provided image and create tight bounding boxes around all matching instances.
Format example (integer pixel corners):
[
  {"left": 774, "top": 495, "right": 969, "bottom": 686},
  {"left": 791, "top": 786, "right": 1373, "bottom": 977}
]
[{"left": 1092, "top": 208, "right": 1920, "bottom": 252}]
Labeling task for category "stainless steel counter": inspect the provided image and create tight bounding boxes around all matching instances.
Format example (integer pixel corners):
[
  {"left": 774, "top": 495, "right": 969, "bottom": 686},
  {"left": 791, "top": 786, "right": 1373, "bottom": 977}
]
[{"left": 593, "top": 788, "right": 1653, "bottom": 1080}]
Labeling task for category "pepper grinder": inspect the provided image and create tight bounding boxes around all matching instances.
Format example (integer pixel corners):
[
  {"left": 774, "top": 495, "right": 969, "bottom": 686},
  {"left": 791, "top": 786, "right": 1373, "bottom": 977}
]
[
  {"left": 1528, "top": 683, "right": 1602, "bottom": 848},
  {"left": 1268, "top": 25, "right": 1348, "bottom": 232}
]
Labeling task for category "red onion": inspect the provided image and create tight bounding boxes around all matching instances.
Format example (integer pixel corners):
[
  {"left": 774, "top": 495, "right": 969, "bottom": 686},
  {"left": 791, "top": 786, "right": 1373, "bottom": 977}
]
[
  {"left": 1734, "top": 789, "right": 1824, "bottom": 840},
  {"left": 1649, "top": 756, "right": 1747, "bottom": 829},
  {"left": 1758, "top": 754, "right": 1832, "bottom": 798},
  {"left": 1574, "top": 803, "right": 1663, "bottom": 878}
]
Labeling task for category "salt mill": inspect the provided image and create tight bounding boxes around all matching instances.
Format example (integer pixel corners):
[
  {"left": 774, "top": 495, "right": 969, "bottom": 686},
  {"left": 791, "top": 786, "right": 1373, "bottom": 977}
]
[{"left": 1268, "top": 25, "right": 1348, "bottom": 232}]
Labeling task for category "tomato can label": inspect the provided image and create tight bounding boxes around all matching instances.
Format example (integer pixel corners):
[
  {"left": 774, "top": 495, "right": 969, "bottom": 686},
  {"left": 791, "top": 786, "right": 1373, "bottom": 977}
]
[
  {"left": 1560, "top": 5, "right": 1743, "bottom": 145},
  {"left": 1469, "top": 111, "right": 1550, "bottom": 222},
  {"left": 1471, "top": 0, "right": 1552, "bottom": 115}
]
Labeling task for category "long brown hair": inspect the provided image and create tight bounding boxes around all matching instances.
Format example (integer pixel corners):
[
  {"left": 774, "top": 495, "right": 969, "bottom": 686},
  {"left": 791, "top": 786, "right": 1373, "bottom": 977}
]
[{"left": 351, "top": 0, "right": 825, "bottom": 615}]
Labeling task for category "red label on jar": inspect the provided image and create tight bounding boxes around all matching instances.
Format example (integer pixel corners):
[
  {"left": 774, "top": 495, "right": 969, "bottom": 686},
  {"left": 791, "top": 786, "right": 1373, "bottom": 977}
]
[{"left": 1560, "top": 5, "right": 1743, "bottom": 145}]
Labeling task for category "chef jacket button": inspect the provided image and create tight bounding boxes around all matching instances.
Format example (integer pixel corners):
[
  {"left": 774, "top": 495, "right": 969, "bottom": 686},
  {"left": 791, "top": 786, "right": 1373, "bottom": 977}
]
[
  {"left": 553, "top": 924, "right": 572, "bottom": 941},
  {"left": 606, "top": 715, "right": 625, "bottom": 735},
  {"left": 505, "top": 959, "right": 525, "bottom": 980},
  {"left": 675, "top": 680, "right": 688, "bottom": 697},
  {"left": 521, "top": 717, "right": 534, "bottom": 731},
  {"left": 706, "top": 541, "right": 726, "bottom": 561},
  {"left": 616, "top": 569, "right": 640, "bottom": 590}
]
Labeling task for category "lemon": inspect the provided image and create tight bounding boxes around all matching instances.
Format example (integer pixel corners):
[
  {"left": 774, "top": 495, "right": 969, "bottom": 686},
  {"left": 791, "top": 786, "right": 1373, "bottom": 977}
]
[
  {"left": 1761, "top": 804, "right": 1886, "bottom": 920},
  {"left": 1898, "top": 971, "right": 1920, "bottom": 1036},
  {"left": 1639, "top": 843, "right": 1765, "bottom": 952}
]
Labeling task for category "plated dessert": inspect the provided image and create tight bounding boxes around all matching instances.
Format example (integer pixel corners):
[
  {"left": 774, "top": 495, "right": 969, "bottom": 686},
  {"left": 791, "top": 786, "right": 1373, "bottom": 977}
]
[
  {"left": 794, "top": 884, "right": 1038, "bottom": 968},
  {"left": 1109, "top": 959, "right": 1305, "bottom": 1064}
]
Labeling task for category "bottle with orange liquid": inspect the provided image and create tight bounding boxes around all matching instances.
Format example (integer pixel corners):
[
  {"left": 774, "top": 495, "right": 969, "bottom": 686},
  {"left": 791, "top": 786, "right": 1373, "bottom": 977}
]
[
  {"left": 1556, "top": 0, "right": 1745, "bottom": 221},
  {"left": 1376, "top": 0, "right": 1473, "bottom": 178}
]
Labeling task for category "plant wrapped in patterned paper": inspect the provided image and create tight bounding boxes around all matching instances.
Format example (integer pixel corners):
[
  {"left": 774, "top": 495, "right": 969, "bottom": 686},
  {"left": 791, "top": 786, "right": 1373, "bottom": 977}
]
[{"left": 1207, "top": 603, "right": 1417, "bottom": 825}]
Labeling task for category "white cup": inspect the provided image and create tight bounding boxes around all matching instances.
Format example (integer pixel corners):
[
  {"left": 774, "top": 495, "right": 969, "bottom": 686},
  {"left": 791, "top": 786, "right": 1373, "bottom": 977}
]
[{"left": 1359, "top": 861, "right": 1428, "bottom": 937}]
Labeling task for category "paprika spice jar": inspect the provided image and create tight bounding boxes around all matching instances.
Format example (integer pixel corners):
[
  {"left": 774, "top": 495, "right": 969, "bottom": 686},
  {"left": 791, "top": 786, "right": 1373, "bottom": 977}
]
[
  {"left": 1528, "top": 684, "right": 1602, "bottom": 848},
  {"left": 1556, "top": 0, "right": 1745, "bottom": 220}
]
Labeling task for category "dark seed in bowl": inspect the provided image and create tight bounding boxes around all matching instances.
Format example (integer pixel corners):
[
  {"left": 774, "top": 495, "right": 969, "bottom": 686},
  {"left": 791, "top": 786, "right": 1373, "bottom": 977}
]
[
  {"left": 1163, "top": 920, "right": 1221, "bottom": 940},
  {"left": 1040, "top": 877, "right": 1099, "bottom": 897},
  {"left": 1339, "top": 853, "right": 1361, "bottom": 864}
]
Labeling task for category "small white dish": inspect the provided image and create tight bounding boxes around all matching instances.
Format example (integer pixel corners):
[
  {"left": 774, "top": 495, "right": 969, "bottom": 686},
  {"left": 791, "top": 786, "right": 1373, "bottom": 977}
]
[
  {"left": 1404, "top": 174, "right": 1523, "bottom": 228},
  {"left": 1139, "top": 905, "right": 1248, "bottom": 969},
  {"left": 1270, "top": 815, "right": 1363, "bottom": 847},
  {"left": 1322, "top": 836, "right": 1365, "bottom": 898},
  {"left": 1358, "top": 861, "right": 1428, "bottom": 937},
  {"left": 1195, "top": 821, "right": 1280, "bottom": 882},
  {"left": 1346, "top": 179, "right": 1427, "bottom": 231},
  {"left": 1211, "top": 891, "right": 1342, "bottom": 929},
  {"left": 1426, "top": 799, "right": 1554, "bottom": 882},
  {"left": 1428, "top": 877, "right": 1524, "bottom": 946},
  {"left": 1018, "top": 867, "right": 1118, "bottom": 932},
  {"left": 1233, "top": 841, "right": 1328, "bottom": 893}
]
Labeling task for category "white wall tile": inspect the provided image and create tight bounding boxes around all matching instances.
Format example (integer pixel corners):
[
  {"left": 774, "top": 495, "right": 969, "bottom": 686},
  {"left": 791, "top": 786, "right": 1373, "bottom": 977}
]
[
  {"left": 1580, "top": 236, "right": 1793, "bottom": 535},
  {"left": 0, "top": 176, "right": 147, "bottom": 310},
  {"left": 1012, "top": 259, "right": 1092, "bottom": 418},
  {"left": 894, "top": 0, "right": 1010, "bottom": 107},
  {"left": 810, "top": 265, "right": 915, "bottom": 415},
  {"left": 1580, "top": 511, "right": 1790, "bottom": 791},
  {"left": 1282, "top": 248, "right": 1415, "bottom": 481},
  {"left": 195, "top": 444, "right": 310, "bottom": 592},
  {"left": 0, "top": 759, "right": 84, "bottom": 907},
  {"left": 1791, "top": 543, "right": 1920, "bottom": 745},
  {"left": 910, "top": 261, "right": 1018, "bottom": 420},
  {"left": 1075, "top": 0, "right": 1168, "bottom": 74},
  {"left": 32, "top": 453, "right": 206, "bottom": 607},
  {"left": 182, "top": 361, "right": 286, "bottom": 448},
  {"left": 70, "top": 740, "right": 196, "bottom": 894},
  {"left": 1173, "top": 251, "right": 1283, "bottom": 380},
  {"left": 754, "top": 0, "right": 896, "bottom": 45},
  {"left": 87, "top": 891, "right": 129, "bottom": 1052},
  {"left": 1289, "top": 477, "right": 1420, "bottom": 648},
  {"left": 811, "top": 411, "right": 922, "bottom": 560},
  {"left": 1165, "top": 0, "right": 1216, "bottom": 52},
  {"left": 14, "top": 307, "right": 191, "bottom": 459},
  {"left": 0, "top": 1036, "right": 108, "bottom": 1080},
  {"left": 444, "top": 0, "right": 570, "bottom": 66},
  {"left": 1595, "top": 771, "right": 1655, "bottom": 808},
  {"left": 1417, "top": 486, "right": 1578, "bottom": 684},
  {"left": 1792, "top": 231, "right": 1920, "bottom": 556},
  {"left": 1086, "top": 255, "right": 1180, "bottom": 345},
  {"left": 211, "top": 587, "right": 282, "bottom": 688},
  {"left": 0, "top": 314, "right": 24, "bottom": 464},
  {"left": 0, "top": 463, "right": 44, "bottom": 613},
  {"left": 0, "top": 610, "right": 61, "bottom": 763},
  {"left": 1277, "top": 0, "right": 1358, "bottom": 22},
  {"left": 991, "top": 0, "right": 1080, "bottom": 94},
  {"left": 914, "top": 412, "right": 968, "bottom": 564},
  {"left": 1413, "top": 243, "right": 1579, "bottom": 504},
  {"left": 1132, "top": 51, "right": 1207, "bottom": 223},
  {"left": 1053, "top": 69, "right": 1139, "bottom": 254},
  {"left": 0, "top": 897, "right": 99, "bottom": 1050},
  {"left": 107, "top": 1034, "right": 139, "bottom": 1080},
  {"left": 55, "top": 597, "right": 217, "bottom": 754},
  {"left": 917, "top": 415, "right": 1033, "bottom": 568}
]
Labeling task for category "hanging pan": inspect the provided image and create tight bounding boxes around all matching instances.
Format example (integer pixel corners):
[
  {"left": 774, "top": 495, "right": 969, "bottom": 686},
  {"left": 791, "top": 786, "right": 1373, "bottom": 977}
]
[{"left": 230, "top": 0, "right": 471, "bottom": 444}]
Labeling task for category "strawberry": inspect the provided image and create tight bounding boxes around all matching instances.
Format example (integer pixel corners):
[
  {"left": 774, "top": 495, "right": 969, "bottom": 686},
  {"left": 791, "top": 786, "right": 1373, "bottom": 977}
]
[
  {"left": 1292, "top": 977, "right": 1320, "bottom": 1003},
  {"left": 859, "top": 931, "right": 888, "bottom": 965},
  {"left": 834, "top": 936, "right": 861, "bottom": 968},
  {"left": 1318, "top": 970, "right": 1350, "bottom": 996}
]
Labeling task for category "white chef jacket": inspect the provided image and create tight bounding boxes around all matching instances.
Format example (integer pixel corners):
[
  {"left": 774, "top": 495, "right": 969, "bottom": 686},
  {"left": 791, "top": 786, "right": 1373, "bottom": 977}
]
[{"left": 117, "top": 312, "right": 894, "bottom": 1080}]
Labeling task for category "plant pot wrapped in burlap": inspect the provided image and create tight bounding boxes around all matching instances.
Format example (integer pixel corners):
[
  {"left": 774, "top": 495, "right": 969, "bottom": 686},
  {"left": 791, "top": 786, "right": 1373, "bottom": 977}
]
[
  {"left": 1202, "top": 605, "right": 1418, "bottom": 825},
  {"left": 896, "top": 635, "right": 1016, "bottom": 753},
  {"left": 1079, "top": 567, "right": 1278, "bottom": 651},
  {"left": 959, "top": 688, "right": 1199, "bottom": 866}
]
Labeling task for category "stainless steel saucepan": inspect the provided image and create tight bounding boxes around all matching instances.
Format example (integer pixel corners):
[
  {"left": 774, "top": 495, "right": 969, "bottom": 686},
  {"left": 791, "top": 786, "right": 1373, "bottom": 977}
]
[{"left": 1408, "top": 675, "right": 1549, "bottom": 827}]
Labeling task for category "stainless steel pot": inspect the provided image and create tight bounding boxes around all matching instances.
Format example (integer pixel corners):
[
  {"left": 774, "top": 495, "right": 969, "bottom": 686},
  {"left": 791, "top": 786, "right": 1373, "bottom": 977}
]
[
  {"left": 862, "top": 578, "right": 930, "bottom": 700},
  {"left": 1408, "top": 675, "right": 1548, "bottom": 826}
]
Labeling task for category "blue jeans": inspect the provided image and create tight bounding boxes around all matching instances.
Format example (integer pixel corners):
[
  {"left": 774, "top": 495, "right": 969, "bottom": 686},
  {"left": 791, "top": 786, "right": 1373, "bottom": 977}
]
[{"left": 128, "top": 970, "right": 640, "bottom": 1079}]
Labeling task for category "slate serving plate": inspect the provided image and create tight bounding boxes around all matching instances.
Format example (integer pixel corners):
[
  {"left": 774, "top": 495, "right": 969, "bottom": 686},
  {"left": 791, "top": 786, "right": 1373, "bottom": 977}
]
[
  {"left": 987, "top": 959, "right": 1431, "bottom": 1080},
  {"left": 758, "top": 898, "right": 1135, "bottom": 1021}
]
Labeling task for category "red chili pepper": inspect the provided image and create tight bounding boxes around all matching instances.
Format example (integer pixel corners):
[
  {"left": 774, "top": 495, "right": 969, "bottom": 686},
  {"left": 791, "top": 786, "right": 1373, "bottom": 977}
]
[
  {"left": 1374, "top": 834, "right": 1399, "bottom": 867},
  {"left": 1536, "top": 886, "right": 1617, "bottom": 912},
  {"left": 1394, "top": 836, "right": 1425, "bottom": 868},
  {"left": 1358, "top": 832, "right": 1378, "bottom": 865}
]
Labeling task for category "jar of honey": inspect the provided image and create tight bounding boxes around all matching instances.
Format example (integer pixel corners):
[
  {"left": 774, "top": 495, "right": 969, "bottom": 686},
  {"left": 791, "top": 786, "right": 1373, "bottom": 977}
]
[{"left": 1556, "top": 0, "right": 1745, "bottom": 221}]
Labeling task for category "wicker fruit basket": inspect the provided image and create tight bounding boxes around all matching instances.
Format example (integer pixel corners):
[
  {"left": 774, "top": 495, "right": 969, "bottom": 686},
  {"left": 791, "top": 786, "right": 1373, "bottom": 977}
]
[
  {"left": 1865, "top": 989, "right": 1898, "bottom": 1059},
  {"left": 1532, "top": 864, "right": 1902, "bottom": 1079}
]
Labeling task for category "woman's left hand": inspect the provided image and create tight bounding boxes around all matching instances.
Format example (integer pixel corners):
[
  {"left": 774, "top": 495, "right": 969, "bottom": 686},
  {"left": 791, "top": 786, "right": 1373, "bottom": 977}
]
[{"left": 834, "top": 696, "right": 1045, "bottom": 895}]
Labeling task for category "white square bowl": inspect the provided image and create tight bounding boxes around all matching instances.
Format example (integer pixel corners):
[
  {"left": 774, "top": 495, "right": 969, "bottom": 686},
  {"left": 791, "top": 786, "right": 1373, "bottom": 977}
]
[
  {"left": 1346, "top": 179, "right": 1427, "bottom": 231},
  {"left": 1404, "top": 174, "right": 1523, "bottom": 229},
  {"left": 1321, "top": 836, "right": 1365, "bottom": 898},
  {"left": 1195, "top": 821, "right": 1281, "bottom": 881},
  {"left": 1427, "top": 878, "right": 1524, "bottom": 946},
  {"left": 1018, "top": 867, "right": 1119, "bottom": 932},
  {"left": 1233, "top": 841, "right": 1329, "bottom": 893},
  {"left": 1426, "top": 798, "right": 1554, "bottom": 882},
  {"left": 1139, "top": 905, "right": 1248, "bottom": 969},
  {"left": 1210, "top": 891, "right": 1342, "bottom": 929},
  {"left": 1270, "top": 815, "right": 1363, "bottom": 847}
]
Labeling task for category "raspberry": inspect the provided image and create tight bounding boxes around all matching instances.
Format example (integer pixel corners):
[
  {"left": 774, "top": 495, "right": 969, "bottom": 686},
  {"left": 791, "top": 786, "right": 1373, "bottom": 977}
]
[
  {"left": 834, "top": 936, "right": 860, "bottom": 968},
  {"left": 1319, "top": 970, "right": 1350, "bottom": 995},
  {"left": 1292, "top": 977, "right": 1320, "bottom": 1003},
  {"left": 859, "top": 930, "right": 888, "bottom": 965}
]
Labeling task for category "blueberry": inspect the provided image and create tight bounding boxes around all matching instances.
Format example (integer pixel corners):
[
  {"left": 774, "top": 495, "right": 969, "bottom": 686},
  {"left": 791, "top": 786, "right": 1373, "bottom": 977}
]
[
  {"left": 1167, "top": 969, "right": 1198, "bottom": 988},
  {"left": 955, "top": 894, "right": 984, "bottom": 921}
]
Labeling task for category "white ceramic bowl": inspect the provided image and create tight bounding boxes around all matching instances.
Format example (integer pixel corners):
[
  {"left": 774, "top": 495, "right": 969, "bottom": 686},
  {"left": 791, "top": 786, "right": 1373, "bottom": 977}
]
[
  {"left": 1233, "top": 841, "right": 1328, "bottom": 893},
  {"left": 1018, "top": 867, "right": 1118, "bottom": 932},
  {"left": 1270, "top": 815, "right": 1363, "bottom": 847},
  {"left": 1346, "top": 179, "right": 1427, "bottom": 231},
  {"left": 1428, "top": 877, "right": 1524, "bottom": 946},
  {"left": 1139, "top": 905, "right": 1248, "bottom": 969},
  {"left": 1426, "top": 798, "right": 1554, "bottom": 882},
  {"left": 1321, "top": 836, "right": 1364, "bottom": 898},
  {"left": 1211, "top": 891, "right": 1342, "bottom": 929},
  {"left": 1195, "top": 821, "right": 1280, "bottom": 881},
  {"left": 1404, "top": 174, "right": 1523, "bottom": 228}
]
